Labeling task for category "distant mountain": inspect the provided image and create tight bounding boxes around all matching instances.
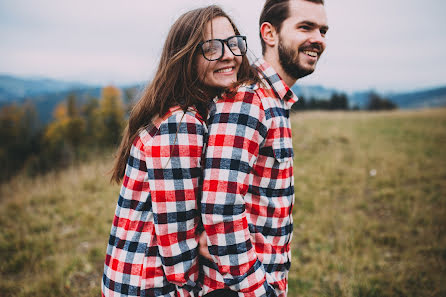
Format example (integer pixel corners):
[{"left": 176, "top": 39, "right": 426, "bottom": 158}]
[
  {"left": 291, "top": 84, "right": 339, "bottom": 101},
  {"left": 0, "top": 74, "right": 103, "bottom": 123},
  {"left": 387, "top": 87, "right": 446, "bottom": 109},
  {"left": 0, "top": 74, "right": 93, "bottom": 103},
  {"left": 22, "top": 88, "right": 103, "bottom": 123},
  {"left": 349, "top": 91, "right": 376, "bottom": 109},
  {"left": 348, "top": 87, "right": 446, "bottom": 109},
  {"left": 1, "top": 74, "right": 445, "bottom": 125},
  {"left": 292, "top": 83, "right": 446, "bottom": 110}
]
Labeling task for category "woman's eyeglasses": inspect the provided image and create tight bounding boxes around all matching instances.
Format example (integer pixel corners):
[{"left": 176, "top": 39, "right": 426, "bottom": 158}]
[{"left": 198, "top": 35, "right": 247, "bottom": 61}]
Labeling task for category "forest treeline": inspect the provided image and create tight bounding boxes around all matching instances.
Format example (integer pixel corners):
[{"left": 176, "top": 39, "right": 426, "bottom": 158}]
[
  {"left": 0, "top": 87, "right": 396, "bottom": 182},
  {"left": 291, "top": 92, "right": 397, "bottom": 111},
  {"left": 0, "top": 86, "right": 138, "bottom": 182}
]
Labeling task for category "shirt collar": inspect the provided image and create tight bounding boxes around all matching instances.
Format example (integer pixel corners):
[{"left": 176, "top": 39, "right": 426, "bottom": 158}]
[{"left": 253, "top": 58, "right": 299, "bottom": 108}]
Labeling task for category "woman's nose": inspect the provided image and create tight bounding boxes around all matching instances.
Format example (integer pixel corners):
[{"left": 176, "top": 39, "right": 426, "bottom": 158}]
[{"left": 220, "top": 43, "right": 235, "bottom": 60}]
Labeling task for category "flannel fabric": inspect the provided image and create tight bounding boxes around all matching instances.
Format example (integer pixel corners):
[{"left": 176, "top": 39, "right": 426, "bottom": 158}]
[
  {"left": 102, "top": 106, "right": 206, "bottom": 297},
  {"left": 201, "top": 58, "right": 298, "bottom": 297}
]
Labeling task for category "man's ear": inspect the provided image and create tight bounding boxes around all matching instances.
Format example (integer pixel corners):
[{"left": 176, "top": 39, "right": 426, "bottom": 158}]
[{"left": 260, "top": 22, "right": 277, "bottom": 48}]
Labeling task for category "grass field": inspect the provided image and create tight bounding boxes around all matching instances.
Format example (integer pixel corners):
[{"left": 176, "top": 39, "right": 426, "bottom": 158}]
[{"left": 1, "top": 109, "right": 445, "bottom": 297}]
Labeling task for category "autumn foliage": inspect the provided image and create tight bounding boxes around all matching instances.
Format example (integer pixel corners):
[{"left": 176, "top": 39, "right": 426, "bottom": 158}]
[{"left": 0, "top": 85, "right": 130, "bottom": 182}]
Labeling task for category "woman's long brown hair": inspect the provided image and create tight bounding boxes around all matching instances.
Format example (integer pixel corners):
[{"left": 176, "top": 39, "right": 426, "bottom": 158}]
[{"left": 111, "top": 5, "right": 261, "bottom": 183}]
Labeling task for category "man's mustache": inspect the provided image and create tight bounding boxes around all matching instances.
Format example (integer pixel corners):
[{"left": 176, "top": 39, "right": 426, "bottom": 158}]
[{"left": 300, "top": 43, "right": 322, "bottom": 53}]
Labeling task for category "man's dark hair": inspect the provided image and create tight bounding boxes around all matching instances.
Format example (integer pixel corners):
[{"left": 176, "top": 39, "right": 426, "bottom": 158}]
[{"left": 259, "top": 0, "right": 325, "bottom": 54}]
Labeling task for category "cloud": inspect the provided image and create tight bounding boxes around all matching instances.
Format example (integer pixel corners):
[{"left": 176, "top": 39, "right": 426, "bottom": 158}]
[{"left": 1, "top": 0, "right": 445, "bottom": 91}]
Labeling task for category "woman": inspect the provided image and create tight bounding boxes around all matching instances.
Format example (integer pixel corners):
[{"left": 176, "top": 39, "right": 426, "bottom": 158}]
[{"left": 102, "top": 5, "right": 259, "bottom": 297}]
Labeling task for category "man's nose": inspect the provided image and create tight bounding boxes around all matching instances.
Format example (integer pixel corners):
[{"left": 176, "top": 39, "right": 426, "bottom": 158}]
[{"left": 309, "top": 29, "right": 326, "bottom": 46}]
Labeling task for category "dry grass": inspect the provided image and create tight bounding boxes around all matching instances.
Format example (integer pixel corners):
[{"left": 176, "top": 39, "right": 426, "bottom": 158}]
[
  {"left": 288, "top": 109, "right": 446, "bottom": 297},
  {"left": 0, "top": 109, "right": 445, "bottom": 296},
  {"left": 0, "top": 152, "right": 119, "bottom": 296}
]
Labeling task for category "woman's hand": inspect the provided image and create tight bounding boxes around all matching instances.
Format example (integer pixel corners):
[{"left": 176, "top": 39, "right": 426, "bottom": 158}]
[{"left": 199, "top": 231, "right": 213, "bottom": 260}]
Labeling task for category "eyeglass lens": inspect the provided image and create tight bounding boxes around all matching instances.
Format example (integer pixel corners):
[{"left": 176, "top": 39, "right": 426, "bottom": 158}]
[{"left": 202, "top": 36, "right": 247, "bottom": 61}]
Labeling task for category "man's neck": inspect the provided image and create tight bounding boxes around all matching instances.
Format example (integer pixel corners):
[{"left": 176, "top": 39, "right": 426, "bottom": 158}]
[{"left": 263, "top": 52, "right": 297, "bottom": 88}]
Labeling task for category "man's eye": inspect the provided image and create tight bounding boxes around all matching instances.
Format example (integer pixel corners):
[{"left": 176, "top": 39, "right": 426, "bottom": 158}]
[
  {"left": 299, "top": 25, "right": 311, "bottom": 30},
  {"left": 228, "top": 42, "right": 238, "bottom": 48}
]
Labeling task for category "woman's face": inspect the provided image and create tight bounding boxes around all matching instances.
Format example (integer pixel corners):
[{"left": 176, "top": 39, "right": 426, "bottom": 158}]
[{"left": 195, "top": 16, "right": 243, "bottom": 91}]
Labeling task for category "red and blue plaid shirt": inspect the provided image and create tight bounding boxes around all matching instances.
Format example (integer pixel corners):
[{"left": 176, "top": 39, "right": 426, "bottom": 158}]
[
  {"left": 102, "top": 106, "right": 206, "bottom": 297},
  {"left": 201, "top": 58, "right": 298, "bottom": 297}
]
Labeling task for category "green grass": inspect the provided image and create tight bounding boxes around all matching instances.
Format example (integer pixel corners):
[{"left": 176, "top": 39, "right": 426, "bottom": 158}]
[{"left": 1, "top": 109, "right": 445, "bottom": 296}]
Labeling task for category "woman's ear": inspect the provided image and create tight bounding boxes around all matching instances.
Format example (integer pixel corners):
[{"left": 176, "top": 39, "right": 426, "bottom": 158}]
[{"left": 260, "top": 22, "right": 277, "bottom": 48}]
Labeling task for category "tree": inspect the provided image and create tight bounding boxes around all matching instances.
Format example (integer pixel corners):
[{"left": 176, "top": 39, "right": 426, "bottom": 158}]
[
  {"left": 123, "top": 86, "right": 139, "bottom": 115},
  {"left": 307, "top": 97, "right": 330, "bottom": 110},
  {"left": 81, "top": 96, "right": 99, "bottom": 144},
  {"left": 46, "top": 93, "right": 86, "bottom": 148},
  {"left": 0, "top": 102, "right": 41, "bottom": 180},
  {"left": 43, "top": 94, "right": 86, "bottom": 168},
  {"left": 95, "top": 86, "right": 125, "bottom": 146},
  {"left": 291, "top": 96, "right": 307, "bottom": 111},
  {"left": 66, "top": 92, "right": 78, "bottom": 117},
  {"left": 329, "top": 93, "right": 349, "bottom": 110},
  {"left": 367, "top": 93, "right": 397, "bottom": 110}
]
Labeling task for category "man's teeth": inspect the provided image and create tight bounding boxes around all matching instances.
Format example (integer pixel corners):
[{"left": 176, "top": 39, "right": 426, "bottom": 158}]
[
  {"left": 303, "top": 50, "right": 318, "bottom": 57},
  {"left": 216, "top": 68, "right": 233, "bottom": 73}
]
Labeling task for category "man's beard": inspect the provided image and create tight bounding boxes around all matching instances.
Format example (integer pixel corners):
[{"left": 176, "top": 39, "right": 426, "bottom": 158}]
[{"left": 278, "top": 38, "right": 316, "bottom": 80}]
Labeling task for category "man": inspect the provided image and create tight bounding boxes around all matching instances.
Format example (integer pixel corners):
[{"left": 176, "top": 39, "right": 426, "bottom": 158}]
[{"left": 200, "top": 0, "right": 328, "bottom": 296}]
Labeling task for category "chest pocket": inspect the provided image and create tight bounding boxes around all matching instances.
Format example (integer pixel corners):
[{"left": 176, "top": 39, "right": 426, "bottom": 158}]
[{"left": 272, "top": 139, "right": 294, "bottom": 163}]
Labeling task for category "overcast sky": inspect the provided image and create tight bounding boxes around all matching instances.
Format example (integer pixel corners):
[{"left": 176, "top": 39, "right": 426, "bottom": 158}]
[{"left": 1, "top": 0, "right": 445, "bottom": 92}]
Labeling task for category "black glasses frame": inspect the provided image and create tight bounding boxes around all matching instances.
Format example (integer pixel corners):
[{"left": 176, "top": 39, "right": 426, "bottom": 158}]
[{"left": 198, "top": 35, "right": 247, "bottom": 61}]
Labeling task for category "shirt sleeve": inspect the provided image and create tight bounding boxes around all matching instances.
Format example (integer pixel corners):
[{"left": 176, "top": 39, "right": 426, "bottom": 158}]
[
  {"left": 201, "top": 90, "right": 276, "bottom": 297},
  {"left": 145, "top": 111, "right": 205, "bottom": 295}
]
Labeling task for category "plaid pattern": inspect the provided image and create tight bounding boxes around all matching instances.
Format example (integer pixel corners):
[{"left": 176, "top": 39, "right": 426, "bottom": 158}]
[
  {"left": 102, "top": 106, "right": 206, "bottom": 297},
  {"left": 201, "top": 58, "right": 298, "bottom": 297}
]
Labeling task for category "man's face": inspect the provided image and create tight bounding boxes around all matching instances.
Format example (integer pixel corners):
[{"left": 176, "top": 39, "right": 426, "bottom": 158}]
[{"left": 277, "top": 0, "right": 328, "bottom": 80}]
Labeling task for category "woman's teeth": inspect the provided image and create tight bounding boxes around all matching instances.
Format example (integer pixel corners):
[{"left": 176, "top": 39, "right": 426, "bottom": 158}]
[{"left": 216, "top": 67, "right": 233, "bottom": 73}]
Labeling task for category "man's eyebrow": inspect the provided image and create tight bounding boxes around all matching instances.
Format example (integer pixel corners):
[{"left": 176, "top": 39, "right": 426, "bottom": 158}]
[{"left": 298, "top": 20, "right": 329, "bottom": 31}]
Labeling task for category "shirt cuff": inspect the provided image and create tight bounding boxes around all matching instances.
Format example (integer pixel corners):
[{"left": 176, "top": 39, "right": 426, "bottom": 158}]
[{"left": 238, "top": 281, "right": 276, "bottom": 297}]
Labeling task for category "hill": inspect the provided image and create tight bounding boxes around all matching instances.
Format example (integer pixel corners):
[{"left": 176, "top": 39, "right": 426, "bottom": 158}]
[
  {"left": 348, "top": 87, "right": 446, "bottom": 109},
  {"left": 291, "top": 84, "right": 338, "bottom": 100},
  {"left": 387, "top": 86, "right": 446, "bottom": 109},
  {"left": 292, "top": 84, "right": 446, "bottom": 110},
  {"left": 22, "top": 88, "right": 103, "bottom": 124},
  {"left": 0, "top": 74, "right": 92, "bottom": 102},
  {"left": 1, "top": 109, "right": 445, "bottom": 296},
  {"left": 1, "top": 74, "right": 446, "bottom": 124},
  {"left": 0, "top": 75, "right": 104, "bottom": 123}
]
